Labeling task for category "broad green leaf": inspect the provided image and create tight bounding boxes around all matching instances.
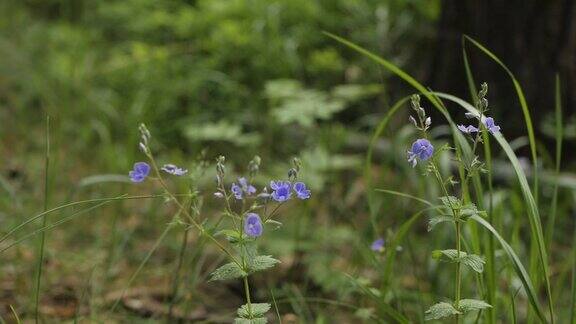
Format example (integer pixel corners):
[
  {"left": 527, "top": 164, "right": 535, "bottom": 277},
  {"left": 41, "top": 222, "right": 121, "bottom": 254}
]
[
  {"left": 440, "top": 196, "right": 461, "bottom": 210},
  {"left": 424, "top": 302, "right": 461, "bottom": 321},
  {"left": 209, "top": 262, "right": 247, "bottom": 281},
  {"left": 237, "top": 303, "right": 271, "bottom": 318},
  {"left": 427, "top": 215, "right": 453, "bottom": 232},
  {"left": 247, "top": 255, "right": 280, "bottom": 273},
  {"left": 432, "top": 249, "right": 485, "bottom": 273},
  {"left": 432, "top": 249, "right": 464, "bottom": 261},
  {"left": 460, "top": 203, "right": 481, "bottom": 219},
  {"left": 458, "top": 299, "right": 492, "bottom": 313},
  {"left": 461, "top": 254, "right": 485, "bottom": 273}
]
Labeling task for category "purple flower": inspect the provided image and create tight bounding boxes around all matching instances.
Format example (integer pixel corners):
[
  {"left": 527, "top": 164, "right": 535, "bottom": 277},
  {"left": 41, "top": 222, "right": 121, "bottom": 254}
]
[
  {"left": 231, "top": 177, "right": 257, "bottom": 200},
  {"left": 161, "top": 164, "right": 188, "bottom": 176},
  {"left": 129, "top": 162, "right": 150, "bottom": 183},
  {"left": 371, "top": 238, "right": 385, "bottom": 252},
  {"left": 270, "top": 181, "right": 292, "bottom": 202},
  {"left": 407, "top": 138, "right": 434, "bottom": 167},
  {"left": 244, "top": 213, "right": 263, "bottom": 238},
  {"left": 483, "top": 117, "right": 501, "bottom": 134},
  {"left": 231, "top": 183, "right": 243, "bottom": 200},
  {"left": 238, "top": 177, "right": 256, "bottom": 195},
  {"left": 293, "top": 182, "right": 311, "bottom": 199},
  {"left": 457, "top": 124, "right": 479, "bottom": 134}
]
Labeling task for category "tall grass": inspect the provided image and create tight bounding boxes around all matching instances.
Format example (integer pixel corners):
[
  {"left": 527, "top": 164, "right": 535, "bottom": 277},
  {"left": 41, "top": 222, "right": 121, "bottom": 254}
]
[
  {"left": 327, "top": 32, "right": 561, "bottom": 323},
  {"left": 33, "top": 116, "right": 50, "bottom": 323}
]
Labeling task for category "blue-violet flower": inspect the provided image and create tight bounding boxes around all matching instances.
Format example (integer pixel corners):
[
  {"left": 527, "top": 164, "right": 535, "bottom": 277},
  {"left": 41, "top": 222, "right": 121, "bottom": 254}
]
[
  {"left": 231, "top": 177, "right": 256, "bottom": 200},
  {"left": 161, "top": 163, "right": 188, "bottom": 176},
  {"left": 457, "top": 124, "right": 479, "bottom": 134},
  {"left": 371, "top": 238, "right": 385, "bottom": 252},
  {"left": 244, "top": 213, "right": 263, "bottom": 238},
  {"left": 483, "top": 117, "right": 501, "bottom": 134},
  {"left": 293, "top": 182, "right": 311, "bottom": 199},
  {"left": 270, "top": 181, "right": 292, "bottom": 202},
  {"left": 407, "top": 138, "right": 434, "bottom": 167},
  {"left": 129, "top": 162, "right": 151, "bottom": 183}
]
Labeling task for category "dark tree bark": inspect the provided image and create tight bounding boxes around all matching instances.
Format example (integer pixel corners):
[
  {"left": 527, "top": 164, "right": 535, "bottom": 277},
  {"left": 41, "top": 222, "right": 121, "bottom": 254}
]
[{"left": 428, "top": 0, "right": 576, "bottom": 141}]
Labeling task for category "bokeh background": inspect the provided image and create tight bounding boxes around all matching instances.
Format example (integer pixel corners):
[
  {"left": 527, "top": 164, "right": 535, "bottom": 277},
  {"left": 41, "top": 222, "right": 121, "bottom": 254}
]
[{"left": 1, "top": 0, "right": 576, "bottom": 322}]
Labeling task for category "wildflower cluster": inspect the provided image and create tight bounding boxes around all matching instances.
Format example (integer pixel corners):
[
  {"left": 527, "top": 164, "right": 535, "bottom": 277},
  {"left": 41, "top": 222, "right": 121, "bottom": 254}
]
[
  {"left": 403, "top": 88, "right": 500, "bottom": 321},
  {"left": 126, "top": 125, "right": 310, "bottom": 322}
]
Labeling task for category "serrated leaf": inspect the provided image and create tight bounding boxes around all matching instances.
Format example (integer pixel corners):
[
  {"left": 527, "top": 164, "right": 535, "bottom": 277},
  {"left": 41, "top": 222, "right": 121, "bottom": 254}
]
[
  {"left": 432, "top": 249, "right": 464, "bottom": 261},
  {"left": 458, "top": 299, "right": 492, "bottom": 313},
  {"left": 209, "top": 262, "right": 247, "bottom": 281},
  {"left": 432, "top": 250, "right": 485, "bottom": 273},
  {"left": 427, "top": 215, "right": 454, "bottom": 231},
  {"left": 460, "top": 203, "right": 480, "bottom": 220},
  {"left": 247, "top": 255, "right": 280, "bottom": 273},
  {"left": 234, "top": 318, "right": 267, "bottom": 324},
  {"left": 461, "top": 254, "right": 485, "bottom": 273},
  {"left": 237, "top": 303, "right": 271, "bottom": 318},
  {"left": 424, "top": 302, "right": 461, "bottom": 321},
  {"left": 439, "top": 196, "right": 461, "bottom": 210}
]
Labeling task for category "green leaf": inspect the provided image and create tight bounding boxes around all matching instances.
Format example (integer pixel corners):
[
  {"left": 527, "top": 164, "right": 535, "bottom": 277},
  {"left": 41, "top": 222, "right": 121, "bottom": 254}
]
[
  {"left": 439, "top": 196, "right": 461, "bottom": 210},
  {"left": 461, "top": 254, "right": 485, "bottom": 273},
  {"left": 427, "top": 215, "right": 453, "bottom": 232},
  {"left": 458, "top": 299, "right": 492, "bottom": 313},
  {"left": 432, "top": 249, "right": 463, "bottom": 261},
  {"left": 468, "top": 214, "right": 547, "bottom": 321},
  {"left": 424, "top": 302, "right": 461, "bottom": 321},
  {"left": 247, "top": 255, "right": 280, "bottom": 273},
  {"left": 237, "top": 303, "right": 271, "bottom": 318},
  {"left": 209, "top": 262, "right": 247, "bottom": 281},
  {"left": 234, "top": 318, "right": 267, "bottom": 324},
  {"left": 460, "top": 203, "right": 481, "bottom": 220},
  {"left": 432, "top": 249, "right": 485, "bottom": 273}
]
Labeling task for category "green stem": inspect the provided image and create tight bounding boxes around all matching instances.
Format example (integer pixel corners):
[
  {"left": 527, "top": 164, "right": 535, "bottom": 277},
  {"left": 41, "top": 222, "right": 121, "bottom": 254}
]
[
  {"left": 244, "top": 276, "right": 252, "bottom": 316},
  {"left": 431, "top": 163, "right": 461, "bottom": 322},
  {"left": 34, "top": 116, "right": 50, "bottom": 323},
  {"left": 146, "top": 154, "right": 241, "bottom": 267},
  {"left": 167, "top": 227, "right": 189, "bottom": 321}
]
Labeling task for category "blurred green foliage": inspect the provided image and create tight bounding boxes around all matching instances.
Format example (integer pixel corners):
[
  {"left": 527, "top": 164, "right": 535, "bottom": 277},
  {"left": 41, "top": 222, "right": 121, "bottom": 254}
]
[{"left": 0, "top": 0, "right": 439, "bottom": 166}]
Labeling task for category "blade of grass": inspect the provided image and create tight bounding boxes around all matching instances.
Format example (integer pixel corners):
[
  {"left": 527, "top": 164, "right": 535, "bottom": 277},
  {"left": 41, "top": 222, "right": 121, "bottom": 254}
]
[
  {"left": 109, "top": 201, "right": 187, "bottom": 313},
  {"left": 325, "top": 33, "right": 486, "bottom": 321},
  {"left": 270, "top": 288, "right": 282, "bottom": 324},
  {"left": 470, "top": 215, "right": 547, "bottom": 322},
  {"left": 33, "top": 115, "right": 50, "bottom": 323},
  {"left": 545, "top": 74, "right": 563, "bottom": 248},
  {"left": 0, "top": 200, "right": 113, "bottom": 253},
  {"left": 462, "top": 35, "right": 538, "bottom": 202},
  {"left": 9, "top": 305, "right": 21, "bottom": 324},
  {"left": 365, "top": 96, "right": 411, "bottom": 235},
  {"left": 374, "top": 189, "right": 434, "bottom": 207},
  {"left": 0, "top": 194, "right": 179, "bottom": 245},
  {"left": 435, "top": 92, "right": 551, "bottom": 323},
  {"left": 571, "top": 211, "right": 576, "bottom": 323},
  {"left": 462, "top": 43, "right": 496, "bottom": 324}
]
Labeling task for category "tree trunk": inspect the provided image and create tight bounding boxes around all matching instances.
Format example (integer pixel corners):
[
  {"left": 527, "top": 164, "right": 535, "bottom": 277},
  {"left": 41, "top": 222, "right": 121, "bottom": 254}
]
[{"left": 428, "top": 0, "right": 576, "bottom": 143}]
